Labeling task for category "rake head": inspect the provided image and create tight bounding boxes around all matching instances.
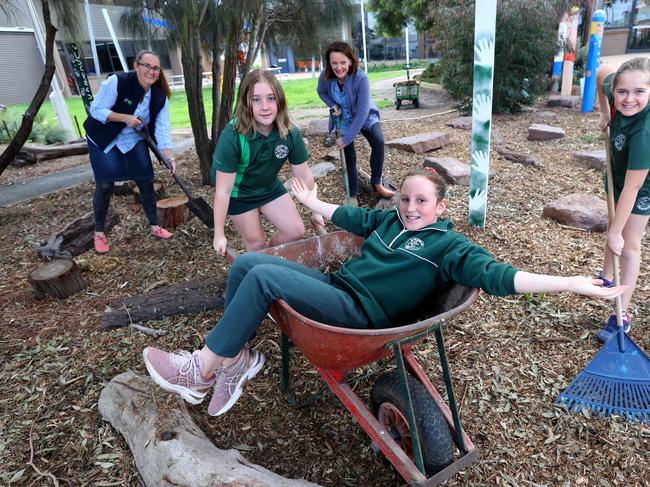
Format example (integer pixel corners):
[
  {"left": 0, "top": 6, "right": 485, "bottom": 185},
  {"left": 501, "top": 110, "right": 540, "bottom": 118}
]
[{"left": 556, "top": 331, "right": 650, "bottom": 423}]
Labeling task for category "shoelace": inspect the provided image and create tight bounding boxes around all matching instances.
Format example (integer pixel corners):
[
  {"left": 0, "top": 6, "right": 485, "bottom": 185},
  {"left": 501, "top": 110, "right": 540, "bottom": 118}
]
[{"left": 170, "top": 350, "right": 202, "bottom": 384}]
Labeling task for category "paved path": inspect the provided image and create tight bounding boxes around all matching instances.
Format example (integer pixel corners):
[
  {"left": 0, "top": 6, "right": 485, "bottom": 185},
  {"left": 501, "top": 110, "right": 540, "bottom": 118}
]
[{"left": 0, "top": 136, "right": 196, "bottom": 208}]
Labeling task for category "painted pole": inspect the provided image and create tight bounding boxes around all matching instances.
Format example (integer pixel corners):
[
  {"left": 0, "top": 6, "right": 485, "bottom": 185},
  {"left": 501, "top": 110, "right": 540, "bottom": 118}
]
[
  {"left": 581, "top": 10, "right": 606, "bottom": 112},
  {"left": 560, "top": 7, "right": 580, "bottom": 97},
  {"left": 468, "top": 0, "right": 497, "bottom": 228},
  {"left": 551, "top": 12, "right": 569, "bottom": 93},
  {"left": 359, "top": 0, "right": 368, "bottom": 72}
]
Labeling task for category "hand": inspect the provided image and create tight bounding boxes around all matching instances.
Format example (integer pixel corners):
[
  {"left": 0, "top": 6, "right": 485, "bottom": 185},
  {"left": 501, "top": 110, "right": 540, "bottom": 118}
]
[
  {"left": 599, "top": 111, "right": 611, "bottom": 131},
  {"left": 568, "top": 276, "right": 628, "bottom": 299},
  {"left": 606, "top": 230, "right": 624, "bottom": 256},
  {"left": 474, "top": 39, "right": 495, "bottom": 67},
  {"left": 335, "top": 137, "right": 346, "bottom": 149},
  {"left": 311, "top": 213, "right": 326, "bottom": 235},
  {"left": 125, "top": 115, "right": 142, "bottom": 128},
  {"left": 162, "top": 149, "right": 176, "bottom": 175},
  {"left": 331, "top": 105, "right": 342, "bottom": 117},
  {"left": 213, "top": 234, "right": 228, "bottom": 256},
  {"left": 291, "top": 178, "right": 317, "bottom": 206}
]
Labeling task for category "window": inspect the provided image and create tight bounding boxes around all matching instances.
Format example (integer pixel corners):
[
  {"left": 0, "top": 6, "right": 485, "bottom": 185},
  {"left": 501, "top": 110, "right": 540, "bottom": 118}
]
[
  {"left": 629, "top": 0, "right": 650, "bottom": 49},
  {"left": 603, "top": 0, "right": 635, "bottom": 28}
]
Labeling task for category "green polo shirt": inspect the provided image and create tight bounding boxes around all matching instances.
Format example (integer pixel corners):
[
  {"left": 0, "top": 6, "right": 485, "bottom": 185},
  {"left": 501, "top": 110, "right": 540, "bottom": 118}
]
[
  {"left": 212, "top": 122, "right": 309, "bottom": 199},
  {"left": 604, "top": 73, "right": 650, "bottom": 199}
]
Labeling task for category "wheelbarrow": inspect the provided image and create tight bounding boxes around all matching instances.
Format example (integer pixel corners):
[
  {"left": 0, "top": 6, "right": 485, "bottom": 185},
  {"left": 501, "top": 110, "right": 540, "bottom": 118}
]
[
  {"left": 247, "top": 230, "right": 481, "bottom": 485},
  {"left": 393, "top": 80, "right": 420, "bottom": 110}
]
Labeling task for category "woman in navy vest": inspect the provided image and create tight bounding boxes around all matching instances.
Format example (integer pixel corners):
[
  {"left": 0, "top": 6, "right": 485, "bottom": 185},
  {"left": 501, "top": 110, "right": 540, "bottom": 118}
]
[
  {"left": 84, "top": 50, "right": 175, "bottom": 254},
  {"left": 317, "top": 41, "right": 395, "bottom": 206}
]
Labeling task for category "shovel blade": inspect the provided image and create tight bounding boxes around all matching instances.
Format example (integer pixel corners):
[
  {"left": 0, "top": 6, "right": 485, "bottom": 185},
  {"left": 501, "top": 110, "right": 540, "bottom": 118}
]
[{"left": 186, "top": 197, "right": 214, "bottom": 228}]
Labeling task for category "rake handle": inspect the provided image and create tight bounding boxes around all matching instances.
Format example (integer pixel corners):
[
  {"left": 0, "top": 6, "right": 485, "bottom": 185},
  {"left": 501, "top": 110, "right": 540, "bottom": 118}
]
[{"left": 604, "top": 129, "right": 626, "bottom": 352}]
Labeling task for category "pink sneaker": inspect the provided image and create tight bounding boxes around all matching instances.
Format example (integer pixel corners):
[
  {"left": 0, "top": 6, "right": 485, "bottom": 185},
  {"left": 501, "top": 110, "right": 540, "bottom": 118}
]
[
  {"left": 208, "top": 348, "right": 265, "bottom": 416},
  {"left": 143, "top": 347, "right": 215, "bottom": 404},
  {"left": 151, "top": 226, "right": 173, "bottom": 239},
  {"left": 94, "top": 233, "right": 110, "bottom": 254}
]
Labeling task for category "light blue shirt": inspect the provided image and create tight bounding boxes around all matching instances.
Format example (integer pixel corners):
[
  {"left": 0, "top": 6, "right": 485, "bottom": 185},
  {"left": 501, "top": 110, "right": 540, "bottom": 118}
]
[
  {"left": 88, "top": 74, "right": 173, "bottom": 153},
  {"left": 328, "top": 82, "right": 353, "bottom": 136}
]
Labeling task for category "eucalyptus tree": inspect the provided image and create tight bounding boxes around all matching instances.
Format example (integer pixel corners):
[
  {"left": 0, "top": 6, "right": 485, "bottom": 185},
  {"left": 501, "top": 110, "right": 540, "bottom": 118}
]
[{"left": 0, "top": 0, "right": 82, "bottom": 176}]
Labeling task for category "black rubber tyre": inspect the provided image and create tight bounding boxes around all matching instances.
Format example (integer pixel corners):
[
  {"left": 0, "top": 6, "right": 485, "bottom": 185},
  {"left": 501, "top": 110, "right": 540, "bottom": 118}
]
[
  {"left": 370, "top": 371, "right": 454, "bottom": 475},
  {"left": 414, "top": 98, "right": 420, "bottom": 109},
  {"left": 395, "top": 99, "right": 402, "bottom": 110}
]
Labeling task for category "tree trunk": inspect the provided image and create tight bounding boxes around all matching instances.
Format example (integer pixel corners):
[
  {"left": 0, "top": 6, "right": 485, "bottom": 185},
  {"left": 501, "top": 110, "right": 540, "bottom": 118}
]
[
  {"left": 15, "top": 141, "right": 88, "bottom": 163},
  {"left": 156, "top": 196, "right": 191, "bottom": 228},
  {"left": 217, "top": 17, "right": 241, "bottom": 137},
  {"left": 29, "top": 259, "right": 87, "bottom": 300},
  {"left": 101, "top": 274, "right": 226, "bottom": 328},
  {"left": 98, "top": 371, "right": 321, "bottom": 487},
  {"left": 180, "top": 33, "right": 213, "bottom": 185},
  {"left": 0, "top": 0, "right": 57, "bottom": 177},
  {"left": 210, "top": 28, "right": 223, "bottom": 145}
]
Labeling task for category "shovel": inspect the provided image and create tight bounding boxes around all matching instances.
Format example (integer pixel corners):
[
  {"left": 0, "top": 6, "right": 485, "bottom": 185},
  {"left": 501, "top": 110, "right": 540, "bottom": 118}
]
[
  {"left": 329, "top": 108, "right": 352, "bottom": 206},
  {"left": 139, "top": 125, "right": 214, "bottom": 228}
]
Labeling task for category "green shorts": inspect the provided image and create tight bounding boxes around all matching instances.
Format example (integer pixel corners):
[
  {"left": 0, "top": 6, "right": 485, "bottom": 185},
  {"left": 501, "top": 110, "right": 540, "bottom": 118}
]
[
  {"left": 610, "top": 185, "right": 650, "bottom": 216},
  {"left": 227, "top": 184, "right": 288, "bottom": 216}
]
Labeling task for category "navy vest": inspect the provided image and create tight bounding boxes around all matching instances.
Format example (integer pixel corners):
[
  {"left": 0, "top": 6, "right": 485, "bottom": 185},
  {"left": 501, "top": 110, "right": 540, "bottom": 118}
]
[{"left": 84, "top": 71, "right": 166, "bottom": 149}]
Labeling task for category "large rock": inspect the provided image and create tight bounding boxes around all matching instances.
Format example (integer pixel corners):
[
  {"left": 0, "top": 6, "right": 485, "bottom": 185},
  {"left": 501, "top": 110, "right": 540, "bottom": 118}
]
[
  {"left": 446, "top": 116, "right": 472, "bottom": 130},
  {"left": 547, "top": 95, "right": 581, "bottom": 108},
  {"left": 423, "top": 157, "right": 494, "bottom": 186},
  {"left": 324, "top": 150, "right": 340, "bottom": 162},
  {"left": 528, "top": 124, "right": 565, "bottom": 141},
  {"left": 311, "top": 161, "right": 337, "bottom": 179},
  {"left": 543, "top": 193, "right": 607, "bottom": 232},
  {"left": 304, "top": 119, "right": 329, "bottom": 137},
  {"left": 386, "top": 132, "right": 450, "bottom": 153},
  {"left": 573, "top": 150, "right": 606, "bottom": 170}
]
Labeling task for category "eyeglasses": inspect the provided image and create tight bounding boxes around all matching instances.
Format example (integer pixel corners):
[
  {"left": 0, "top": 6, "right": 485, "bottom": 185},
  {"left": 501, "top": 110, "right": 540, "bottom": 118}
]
[{"left": 137, "top": 62, "right": 161, "bottom": 73}]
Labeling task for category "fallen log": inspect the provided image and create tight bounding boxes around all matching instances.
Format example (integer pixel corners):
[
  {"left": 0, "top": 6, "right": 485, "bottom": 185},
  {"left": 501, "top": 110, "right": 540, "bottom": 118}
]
[
  {"left": 357, "top": 169, "right": 399, "bottom": 209},
  {"left": 36, "top": 210, "right": 120, "bottom": 258},
  {"left": 495, "top": 144, "right": 542, "bottom": 169},
  {"left": 101, "top": 274, "right": 226, "bottom": 328},
  {"left": 16, "top": 141, "right": 88, "bottom": 163},
  {"left": 129, "top": 181, "right": 166, "bottom": 205},
  {"left": 28, "top": 259, "right": 87, "bottom": 300},
  {"left": 99, "top": 371, "right": 321, "bottom": 487}
]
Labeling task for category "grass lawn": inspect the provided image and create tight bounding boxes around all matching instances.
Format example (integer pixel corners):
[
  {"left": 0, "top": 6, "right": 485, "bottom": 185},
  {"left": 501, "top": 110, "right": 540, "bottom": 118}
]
[{"left": 3, "top": 70, "right": 404, "bottom": 132}]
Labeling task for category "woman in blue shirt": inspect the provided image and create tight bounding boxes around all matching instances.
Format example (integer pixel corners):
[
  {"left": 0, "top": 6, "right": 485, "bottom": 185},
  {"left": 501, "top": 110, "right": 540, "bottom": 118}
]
[
  {"left": 84, "top": 50, "right": 175, "bottom": 254},
  {"left": 317, "top": 42, "right": 395, "bottom": 204}
]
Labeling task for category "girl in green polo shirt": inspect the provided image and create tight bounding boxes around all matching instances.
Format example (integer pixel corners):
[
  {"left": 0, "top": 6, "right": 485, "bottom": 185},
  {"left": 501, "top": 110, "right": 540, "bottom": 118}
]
[
  {"left": 211, "top": 69, "right": 324, "bottom": 254},
  {"left": 595, "top": 57, "right": 650, "bottom": 343},
  {"left": 142, "top": 168, "right": 626, "bottom": 418}
]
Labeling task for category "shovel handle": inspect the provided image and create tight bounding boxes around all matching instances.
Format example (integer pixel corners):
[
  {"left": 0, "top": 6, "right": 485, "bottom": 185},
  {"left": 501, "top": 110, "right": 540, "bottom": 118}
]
[{"left": 604, "top": 129, "right": 626, "bottom": 351}]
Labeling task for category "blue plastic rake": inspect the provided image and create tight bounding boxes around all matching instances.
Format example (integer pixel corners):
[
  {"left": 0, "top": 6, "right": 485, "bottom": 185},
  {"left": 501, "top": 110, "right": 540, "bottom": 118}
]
[
  {"left": 556, "top": 130, "right": 650, "bottom": 423},
  {"left": 556, "top": 330, "right": 650, "bottom": 422}
]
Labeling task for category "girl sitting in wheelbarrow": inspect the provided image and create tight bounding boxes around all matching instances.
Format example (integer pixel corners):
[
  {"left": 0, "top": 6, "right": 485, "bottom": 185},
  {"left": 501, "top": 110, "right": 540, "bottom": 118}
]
[{"left": 143, "top": 168, "right": 626, "bottom": 417}]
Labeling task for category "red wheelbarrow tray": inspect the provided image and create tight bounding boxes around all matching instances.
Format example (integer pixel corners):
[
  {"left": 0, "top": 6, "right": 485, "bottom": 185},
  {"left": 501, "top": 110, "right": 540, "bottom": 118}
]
[{"left": 230, "top": 230, "right": 481, "bottom": 485}]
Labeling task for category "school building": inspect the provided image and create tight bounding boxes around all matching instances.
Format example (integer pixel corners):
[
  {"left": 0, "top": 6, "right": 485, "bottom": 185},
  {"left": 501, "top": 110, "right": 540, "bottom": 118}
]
[{"left": 600, "top": 0, "right": 650, "bottom": 55}]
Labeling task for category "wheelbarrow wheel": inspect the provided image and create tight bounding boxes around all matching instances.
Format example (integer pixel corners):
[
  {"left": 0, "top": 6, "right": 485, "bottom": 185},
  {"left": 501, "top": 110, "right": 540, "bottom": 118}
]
[
  {"left": 370, "top": 371, "right": 454, "bottom": 475},
  {"left": 413, "top": 98, "right": 419, "bottom": 109},
  {"left": 395, "top": 99, "right": 401, "bottom": 110}
]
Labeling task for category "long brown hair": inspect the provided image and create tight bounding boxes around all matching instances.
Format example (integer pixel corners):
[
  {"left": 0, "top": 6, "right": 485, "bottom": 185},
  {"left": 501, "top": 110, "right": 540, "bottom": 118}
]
[
  {"left": 323, "top": 41, "right": 359, "bottom": 80},
  {"left": 233, "top": 68, "right": 292, "bottom": 138},
  {"left": 134, "top": 50, "right": 171, "bottom": 98}
]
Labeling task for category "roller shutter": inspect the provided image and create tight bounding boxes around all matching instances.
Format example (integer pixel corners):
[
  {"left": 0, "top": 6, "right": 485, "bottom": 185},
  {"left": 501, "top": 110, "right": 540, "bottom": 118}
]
[{"left": 0, "top": 31, "right": 45, "bottom": 105}]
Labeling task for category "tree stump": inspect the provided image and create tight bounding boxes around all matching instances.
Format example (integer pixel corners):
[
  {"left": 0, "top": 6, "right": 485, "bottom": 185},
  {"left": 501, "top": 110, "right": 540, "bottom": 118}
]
[
  {"left": 28, "top": 259, "right": 87, "bottom": 300},
  {"left": 113, "top": 180, "right": 135, "bottom": 196},
  {"left": 156, "top": 196, "right": 190, "bottom": 229},
  {"left": 130, "top": 181, "right": 166, "bottom": 205}
]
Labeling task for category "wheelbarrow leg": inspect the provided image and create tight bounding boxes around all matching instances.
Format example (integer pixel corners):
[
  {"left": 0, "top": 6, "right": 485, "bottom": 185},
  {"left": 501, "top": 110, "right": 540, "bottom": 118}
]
[
  {"left": 281, "top": 332, "right": 292, "bottom": 395},
  {"left": 392, "top": 342, "right": 426, "bottom": 476}
]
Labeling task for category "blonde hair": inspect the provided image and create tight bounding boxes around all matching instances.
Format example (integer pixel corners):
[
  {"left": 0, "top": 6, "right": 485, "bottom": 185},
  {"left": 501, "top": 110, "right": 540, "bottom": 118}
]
[
  {"left": 134, "top": 50, "right": 171, "bottom": 98},
  {"left": 613, "top": 56, "right": 650, "bottom": 90},
  {"left": 234, "top": 69, "right": 292, "bottom": 138}
]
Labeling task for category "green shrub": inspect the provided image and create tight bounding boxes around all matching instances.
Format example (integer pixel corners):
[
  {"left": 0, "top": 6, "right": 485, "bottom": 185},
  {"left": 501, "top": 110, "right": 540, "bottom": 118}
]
[
  {"left": 437, "top": 0, "right": 562, "bottom": 114},
  {"left": 417, "top": 61, "right": 442, "bottom": 83},
  {"left": 44, "top": 126, "right": 69, "bottom": 144},
  {"left": 0, "top": 109, "right": 68, "bottom": 144}
]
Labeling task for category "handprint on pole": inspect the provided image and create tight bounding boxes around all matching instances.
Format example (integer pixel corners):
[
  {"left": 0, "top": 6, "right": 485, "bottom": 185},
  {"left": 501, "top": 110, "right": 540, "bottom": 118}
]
[{"left": 468, "top": 0, "right": 496, "bottom": 228}]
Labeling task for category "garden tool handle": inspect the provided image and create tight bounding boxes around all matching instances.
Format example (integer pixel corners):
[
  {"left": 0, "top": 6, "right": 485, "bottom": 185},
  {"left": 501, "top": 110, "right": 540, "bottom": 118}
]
[
  {"left": 138, "top": 125, "right": 196, "bottom": 199},
  {"left": 604, "top": 129, "right": 626, "bottom": 350}
]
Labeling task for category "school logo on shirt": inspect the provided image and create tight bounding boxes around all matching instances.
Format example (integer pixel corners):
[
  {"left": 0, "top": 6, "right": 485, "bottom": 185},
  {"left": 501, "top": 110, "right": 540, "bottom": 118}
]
[
  {"left": 404, "top": 237, "right": 424, "bottom": 251},
  {"left": 275, "top": 144, "right": 289, "bottom": 159},
  {"left": 637, "top": 196, "right": 650, "bottom": 212},
  {"left": 614, "top": 134, "right": 625, "bottom": 151}
]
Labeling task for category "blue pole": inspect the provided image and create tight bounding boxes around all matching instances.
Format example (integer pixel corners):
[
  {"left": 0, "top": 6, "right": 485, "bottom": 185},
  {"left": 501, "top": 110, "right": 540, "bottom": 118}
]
[{"left": 581, "top": 10, "right": 606, "bottom": 112}]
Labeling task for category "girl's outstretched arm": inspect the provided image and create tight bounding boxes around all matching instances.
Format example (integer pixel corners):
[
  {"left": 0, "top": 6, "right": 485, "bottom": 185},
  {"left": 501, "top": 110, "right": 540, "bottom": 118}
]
[
  {"left": 291, "top": 179, "right": 339, "bottom": 220},
  {"left": 514, "top": 272, "right": 627, "bottom": 299}
]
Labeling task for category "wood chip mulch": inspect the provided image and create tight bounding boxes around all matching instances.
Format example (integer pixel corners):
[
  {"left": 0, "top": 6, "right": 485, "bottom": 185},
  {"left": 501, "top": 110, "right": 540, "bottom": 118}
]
[{"left": 0, "top": 93, "right": 649, "bottom": 486}]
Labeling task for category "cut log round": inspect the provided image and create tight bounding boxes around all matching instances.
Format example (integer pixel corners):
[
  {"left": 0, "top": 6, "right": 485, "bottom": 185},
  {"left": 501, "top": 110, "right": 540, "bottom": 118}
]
[
  {"left": 130, "top": 181, "right": 166, "bottom": 205},
  {"left": 156, "top": 196, "right": 190, "bottom": 229},
  {"left": 112, "top": 180, "right": 135, "bottom": 196},
  {"left": 28, "top": 259, "right": 87, "bottom": 300}
]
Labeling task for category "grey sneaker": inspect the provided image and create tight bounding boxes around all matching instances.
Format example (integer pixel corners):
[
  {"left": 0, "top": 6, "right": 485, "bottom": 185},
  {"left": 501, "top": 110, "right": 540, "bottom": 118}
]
[
  {"left": 143, "top": 347, "right": 215, "bottom": 405},
  {"left": 208, "top": 348, "right": 265, "bottom": 416}
]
